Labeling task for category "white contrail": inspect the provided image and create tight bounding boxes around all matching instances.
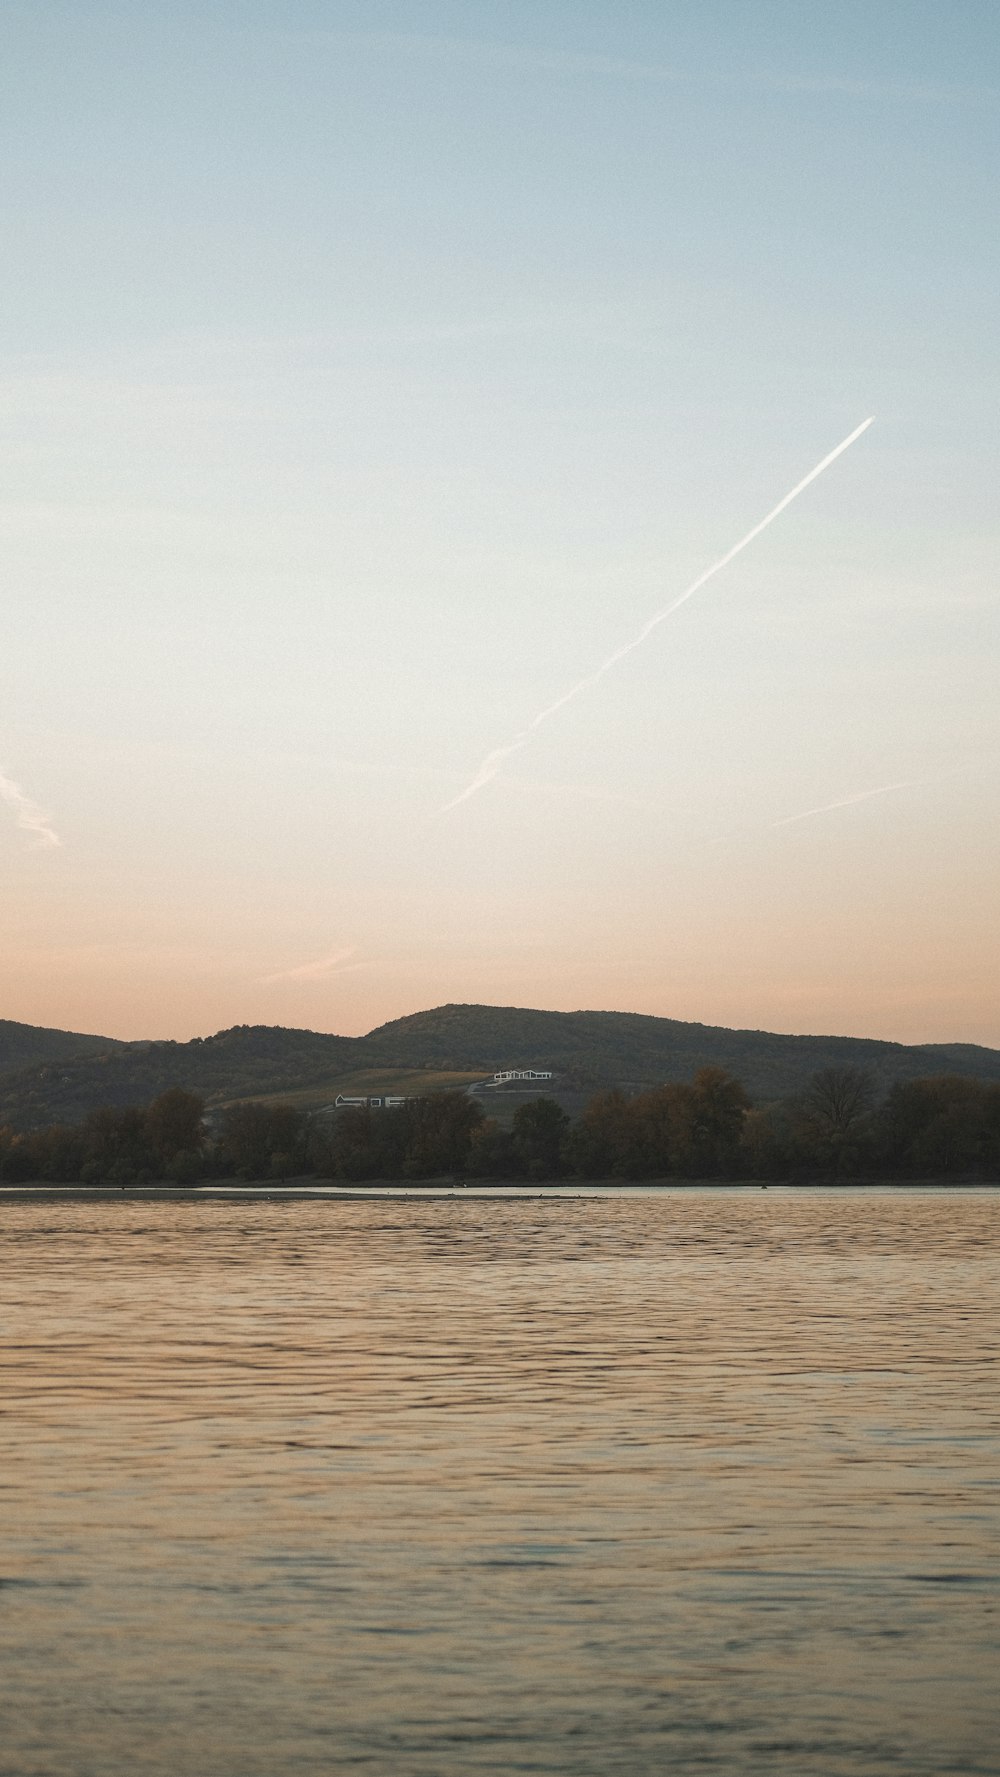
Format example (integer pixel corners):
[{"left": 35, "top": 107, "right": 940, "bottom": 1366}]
[
  {"left": 441, "top": 416, "right": 875, "bottom": 812},
  {"left": 771, "top": 775, "right": 929, "bottom": 829},
  {"left": 0, "top": 766, "right": 61, "bottom": 849}
]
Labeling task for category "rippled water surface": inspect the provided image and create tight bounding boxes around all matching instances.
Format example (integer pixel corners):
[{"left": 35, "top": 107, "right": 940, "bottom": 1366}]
[{"left": 1, "top": 1189, "right": 998, "bottom": 1776}]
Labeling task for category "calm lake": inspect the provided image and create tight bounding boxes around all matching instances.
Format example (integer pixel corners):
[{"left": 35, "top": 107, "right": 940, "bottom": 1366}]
[{"left": 1, "top": 1188, "right": 998, "bottom": 1776}]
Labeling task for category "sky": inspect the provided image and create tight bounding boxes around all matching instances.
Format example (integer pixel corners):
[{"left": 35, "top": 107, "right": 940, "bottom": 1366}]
[{"left": 2, "top": 0, "right": 999, "bottom": 1046}]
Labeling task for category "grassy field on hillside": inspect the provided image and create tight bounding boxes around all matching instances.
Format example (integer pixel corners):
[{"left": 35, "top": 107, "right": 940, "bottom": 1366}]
[{"left": 219, "top": 1068, "right": 489, "bottom": 1112}]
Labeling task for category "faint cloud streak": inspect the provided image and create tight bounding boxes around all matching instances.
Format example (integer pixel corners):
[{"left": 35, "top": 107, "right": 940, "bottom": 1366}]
[
  {"left": 260, "top": 946, "right": 360, "bottom": 984},
  {"left": 0, "top": 766, "right": 61, "bottom": 849},
  {"left": 771, "top": 776, "right": 936, "bottom": 829},
  {"left": 287, "top": 31, "right": 994, "bottom": 107}
]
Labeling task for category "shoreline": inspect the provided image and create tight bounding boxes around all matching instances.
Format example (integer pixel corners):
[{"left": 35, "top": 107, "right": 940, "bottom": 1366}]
[{"left": 2, "top": 1177, "right": 997, "bottom": 1202}]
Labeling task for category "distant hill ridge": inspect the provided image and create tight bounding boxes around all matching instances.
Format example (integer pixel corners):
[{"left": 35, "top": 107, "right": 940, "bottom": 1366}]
[
  {"left": 0, "top": 1023, "right": 366, "bottom": 1129},
  {"left": 0, "top": 1019, "right": 127, "bottom": 1076},
  {"left": 361, "top": 1003, "right": 1000, "bottom": 1097},
  {"left": 2, "top": 1002, "right": 999, "bottom": 1130}
]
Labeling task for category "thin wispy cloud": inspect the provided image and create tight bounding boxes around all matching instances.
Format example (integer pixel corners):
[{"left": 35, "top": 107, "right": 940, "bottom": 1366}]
[
  {"left": 0, "top": 766, "right": 61, "bottom": 849},
  {"left": 771, "top": 776, "right": 936, "bottom": 829},
  {"left": 289, "top": 31, "right": 994, "bottom": 108},
  {"left": 259, "top": 947, "right": 361, "bottom": 985},
  {"left": 257, "top": 945, "right": 360, "bottom": 988},
  {"left": 442, "top": 417, "right": 874, "bottom": 813}
]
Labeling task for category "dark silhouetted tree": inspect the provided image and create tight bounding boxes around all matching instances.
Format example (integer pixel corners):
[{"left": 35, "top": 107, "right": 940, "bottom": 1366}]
[
  {"left": 146, "top": 1088, "right": 205, "bottom": 1167},
  {"left": 465, "top": 1119, "right": 517, "bottom": 1177},
  {"left": 219, "top": 1102, "right": 307, "bottom": 1179},
  {"left": 668, "top": 1068, "right": 751, "bottom": 1176},
  {"left": 566, "top": 1089, "right": 634, "bottom": 1177},
  {"left": 877, "top": 1076, "right": 1000, "bottom": 1177},
  {"left": 397, "top": 1092, "right": 484, "bottom": 1177},
  {"left": 511, "top": 1097, "right": 570, "bottom": 1178}
]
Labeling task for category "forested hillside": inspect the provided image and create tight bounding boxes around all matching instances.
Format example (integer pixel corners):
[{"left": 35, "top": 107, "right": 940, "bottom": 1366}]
[
  {"left": 0, "top": 1025, "right": 370, "bottom": 1130},
  {"left": 362, "top": 1004, "right": 1000, "bottom": 1100},
  {"left": 3, "top": 1002, "right": 1000, "bottom": 1131},
  {"left": 6, "top": 1066, "right": 1000, "bottom": 1185},
  {"left": 0, "top": 1019, "right": 125, "bottom": 1075}
]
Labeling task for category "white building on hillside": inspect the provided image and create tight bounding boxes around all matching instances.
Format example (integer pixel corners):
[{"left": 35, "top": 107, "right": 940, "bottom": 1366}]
[{"left": 334, "top": 1094, "right": 413, "bottom": 1110}]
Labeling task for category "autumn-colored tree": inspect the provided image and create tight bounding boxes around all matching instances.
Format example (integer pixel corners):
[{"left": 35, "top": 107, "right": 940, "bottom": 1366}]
[
  {"left": 397, "top": 1092, "right": 484, "bottom": 1177},
  {"left": 219, "top": 1102, "right": 307, "bottom": 1179},
  {"left": 321, "top": 1105, "right": 381, "bottom": 1179},
  {"left": 81, "top": 1105, "right": 150, "bottom": 1182},
  {"left": 625, "top": 1086, "right": 676, "bottom": 1177},
  {"left": 145, "top": 1088, "right": 205, "bottom": 1165},
  {"left": 511, "top": 1097, "right": 570, "bottom": 1178},
  {"left": 667, "top": 1068, "right": 751, "bottom": 1176},
  {"left": 566, "top": 1089, "right": 635, "bottom": 1177},
  {"left": 465, "top": 1118, "right": 517, "bottom": 1177}
]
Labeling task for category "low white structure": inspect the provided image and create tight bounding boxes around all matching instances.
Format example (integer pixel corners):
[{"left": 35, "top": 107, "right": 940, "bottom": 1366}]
[
  {"left": 334, "top": 1094, "right": 413, "bottom": 1110},
  {"left": 492, "top": 1068, "right": 552, "bottom": 1083}
]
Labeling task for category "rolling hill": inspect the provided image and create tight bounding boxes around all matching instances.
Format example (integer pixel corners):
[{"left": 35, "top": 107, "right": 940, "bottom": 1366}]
[
  {"left": 0, "top": 1019, "right": 126, "bottom": 1076},
  {"left": 0, "top": 1024, "right": 370, "bottom": 1130},
  {"left": 361, "top": 1003, "right": 1000, "bottom": 1100},
  {"left": 2, "top": 1002, "right": 1000, "bottom": 1130}
]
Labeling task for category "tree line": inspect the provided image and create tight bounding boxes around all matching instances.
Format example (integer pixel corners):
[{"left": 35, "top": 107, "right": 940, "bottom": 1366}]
[{"left": 2, "top": 1065, "right": 1000, "bottom": 1185}]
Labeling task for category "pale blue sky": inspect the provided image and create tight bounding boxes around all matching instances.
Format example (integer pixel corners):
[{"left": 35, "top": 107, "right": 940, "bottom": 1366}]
[{"left": 2, "top": 2, "right": 998, "bottom": 1042}]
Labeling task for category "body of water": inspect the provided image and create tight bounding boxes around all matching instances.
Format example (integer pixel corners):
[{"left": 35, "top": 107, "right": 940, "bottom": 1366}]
[{"left": 1, "top": 1189, "right": 997, "bottom": 1775}]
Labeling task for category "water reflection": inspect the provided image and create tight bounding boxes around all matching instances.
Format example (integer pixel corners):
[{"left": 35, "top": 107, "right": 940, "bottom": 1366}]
[{"left": 1, "top": 1191, "right": 997, "bottom": 1774}]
